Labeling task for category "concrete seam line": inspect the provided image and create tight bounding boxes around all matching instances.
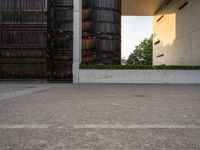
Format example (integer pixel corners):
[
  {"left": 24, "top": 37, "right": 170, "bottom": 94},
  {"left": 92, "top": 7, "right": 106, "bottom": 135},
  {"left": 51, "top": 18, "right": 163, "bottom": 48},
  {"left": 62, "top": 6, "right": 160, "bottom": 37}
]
[
  {"left": 1, "top": 124, "right": 200, "bottom": 129},
  {"left": 0, "top": 124, "right": 50, "bottom": 129},
  {"left": 73, "top": 124, "right": 200, "bottom": 129}
]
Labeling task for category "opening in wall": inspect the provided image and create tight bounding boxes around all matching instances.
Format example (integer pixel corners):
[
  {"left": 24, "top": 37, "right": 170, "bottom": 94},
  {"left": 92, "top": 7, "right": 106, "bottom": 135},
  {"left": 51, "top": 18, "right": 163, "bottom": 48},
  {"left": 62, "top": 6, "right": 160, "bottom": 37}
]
[
  {"left": 179, "top": 1, "right": 188, "bottom": 10},
  {"left": 122, "top": 16, "right": 153, "bottom": 66},
  {"left": 154, "top": 40, "right": 160, "bottom": 45},
  {"left": 157, "top": 15, "right": 164, "bottom": 22}
]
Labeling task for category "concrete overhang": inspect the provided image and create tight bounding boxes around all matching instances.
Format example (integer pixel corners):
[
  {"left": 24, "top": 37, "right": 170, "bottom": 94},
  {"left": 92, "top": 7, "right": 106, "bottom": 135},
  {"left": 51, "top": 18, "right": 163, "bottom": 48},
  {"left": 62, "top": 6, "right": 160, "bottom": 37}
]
[{"left": 122, "top": 0, "right": 165, "bottom": 16}]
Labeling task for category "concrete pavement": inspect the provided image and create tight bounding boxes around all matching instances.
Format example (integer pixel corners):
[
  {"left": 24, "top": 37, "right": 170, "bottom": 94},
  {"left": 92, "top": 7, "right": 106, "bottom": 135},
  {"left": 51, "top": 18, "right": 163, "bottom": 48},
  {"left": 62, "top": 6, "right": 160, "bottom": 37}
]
[{"left": 0, "top": 83, "right": 200, "bottom": 149}]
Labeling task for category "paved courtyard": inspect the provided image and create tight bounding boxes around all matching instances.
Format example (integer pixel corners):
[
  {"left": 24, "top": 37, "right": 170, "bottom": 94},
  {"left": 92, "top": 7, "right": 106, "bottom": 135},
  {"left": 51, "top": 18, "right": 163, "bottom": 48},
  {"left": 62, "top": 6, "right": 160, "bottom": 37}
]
[{"left": 0, "top": 83, "right": 200, "bottom": 150}]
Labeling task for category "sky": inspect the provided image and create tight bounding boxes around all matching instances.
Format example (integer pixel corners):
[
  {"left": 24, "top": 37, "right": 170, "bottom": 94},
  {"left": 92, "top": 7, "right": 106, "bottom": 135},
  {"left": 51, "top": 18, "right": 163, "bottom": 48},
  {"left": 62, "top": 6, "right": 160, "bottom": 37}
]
[{"left": 122, "top": 16, "right": 153, "bottom": 59}]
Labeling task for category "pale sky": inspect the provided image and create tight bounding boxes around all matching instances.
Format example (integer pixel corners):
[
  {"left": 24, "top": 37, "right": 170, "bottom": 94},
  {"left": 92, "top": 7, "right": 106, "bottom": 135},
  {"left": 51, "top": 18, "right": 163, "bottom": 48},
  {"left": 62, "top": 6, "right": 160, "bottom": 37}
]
[{"left": 122, "top": 16, "right": 153, "bottom": 59}]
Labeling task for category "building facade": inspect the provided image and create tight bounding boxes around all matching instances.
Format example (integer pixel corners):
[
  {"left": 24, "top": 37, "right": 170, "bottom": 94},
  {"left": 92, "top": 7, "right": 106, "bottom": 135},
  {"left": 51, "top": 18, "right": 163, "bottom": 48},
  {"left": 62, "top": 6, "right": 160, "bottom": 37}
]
[
  {"left": 0, "top": 0, "right": 121, "bottom": 82},
  {"left": 1, "top": 0, "right": 200, "bottom": 83},
  {"left": 153, "top": 0, "right": 200, "bottom": 66}
]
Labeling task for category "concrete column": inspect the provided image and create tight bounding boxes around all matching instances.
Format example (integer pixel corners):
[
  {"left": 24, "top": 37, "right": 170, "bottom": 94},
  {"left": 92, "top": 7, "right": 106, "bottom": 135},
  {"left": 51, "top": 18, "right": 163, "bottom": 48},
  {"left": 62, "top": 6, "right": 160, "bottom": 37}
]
[{"left": 73, "top": 0, "right": 82, "bottom": 83}]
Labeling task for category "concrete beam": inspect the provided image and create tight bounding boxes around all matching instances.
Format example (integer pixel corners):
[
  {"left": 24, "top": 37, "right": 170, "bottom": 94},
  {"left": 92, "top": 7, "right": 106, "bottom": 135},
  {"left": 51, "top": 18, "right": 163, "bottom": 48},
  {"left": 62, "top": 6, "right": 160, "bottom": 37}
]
[
  {"left": 122, "top": 0, "right": 165, "bottom": 16},
  {"left": 73, "top": 0, "right": 82, "bottom": 83}
]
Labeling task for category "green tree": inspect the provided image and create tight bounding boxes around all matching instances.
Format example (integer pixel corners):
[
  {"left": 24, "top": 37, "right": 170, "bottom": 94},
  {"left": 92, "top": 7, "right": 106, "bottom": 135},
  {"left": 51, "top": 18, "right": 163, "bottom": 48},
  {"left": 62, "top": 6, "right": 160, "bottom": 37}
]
[{"left": 126, "top": 35, "right": 153, "bottom": 65}]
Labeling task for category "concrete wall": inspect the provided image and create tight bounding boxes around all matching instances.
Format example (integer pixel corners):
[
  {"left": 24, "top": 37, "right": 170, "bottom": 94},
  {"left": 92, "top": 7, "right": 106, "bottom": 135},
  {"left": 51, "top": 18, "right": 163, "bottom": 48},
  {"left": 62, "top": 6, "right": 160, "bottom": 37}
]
[
  {"left": 79, "top": 69, "right": 200, "bottom": 84},
  {"left": 153, "top": 0, "right": 200, "bottom": 66}
]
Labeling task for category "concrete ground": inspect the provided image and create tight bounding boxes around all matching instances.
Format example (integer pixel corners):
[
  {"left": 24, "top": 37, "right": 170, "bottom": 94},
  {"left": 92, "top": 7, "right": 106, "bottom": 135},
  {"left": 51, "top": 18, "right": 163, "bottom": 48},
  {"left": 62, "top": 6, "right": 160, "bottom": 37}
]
[{"left": 0, "top": 83, "right": 200, "bottom": 150}]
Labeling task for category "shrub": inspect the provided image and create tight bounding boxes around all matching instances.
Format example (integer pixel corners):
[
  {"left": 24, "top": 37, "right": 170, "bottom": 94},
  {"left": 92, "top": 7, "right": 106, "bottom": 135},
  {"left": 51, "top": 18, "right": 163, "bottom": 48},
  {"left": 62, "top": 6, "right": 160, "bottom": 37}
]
[{"left": 80, "top": 64, "right": 200, "bottom": 70}]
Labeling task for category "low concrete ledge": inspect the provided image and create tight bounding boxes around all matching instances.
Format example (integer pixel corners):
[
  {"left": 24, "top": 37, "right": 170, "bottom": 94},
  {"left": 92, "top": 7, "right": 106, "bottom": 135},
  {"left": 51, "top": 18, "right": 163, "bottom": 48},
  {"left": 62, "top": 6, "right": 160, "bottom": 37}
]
[{"left": 79, "top": 69, "right": 200, "bottom": 84}]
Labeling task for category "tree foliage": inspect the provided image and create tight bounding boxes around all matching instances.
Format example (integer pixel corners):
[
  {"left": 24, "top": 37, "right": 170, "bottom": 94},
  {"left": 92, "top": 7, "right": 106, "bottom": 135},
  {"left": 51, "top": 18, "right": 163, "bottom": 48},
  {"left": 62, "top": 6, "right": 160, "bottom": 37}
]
[{"left": 126, "top": 36, "right": 153, "bottom": 65}]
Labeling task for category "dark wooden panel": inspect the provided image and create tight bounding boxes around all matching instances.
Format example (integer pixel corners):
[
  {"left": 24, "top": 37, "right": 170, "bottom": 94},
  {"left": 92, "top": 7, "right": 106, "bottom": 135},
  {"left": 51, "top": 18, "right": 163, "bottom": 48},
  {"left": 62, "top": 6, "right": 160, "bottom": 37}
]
[
  {"left": 82, "top": 0, "right": 121, "bottom": 65},
  {"left": 47, "top": 0, "right": 73, "bottom": 81},
  {"left": 0, "top": 0, "right": 73, "bottom": 81},
  {"left": 0, "top": 0, "right": 48, "bottom": 80}
]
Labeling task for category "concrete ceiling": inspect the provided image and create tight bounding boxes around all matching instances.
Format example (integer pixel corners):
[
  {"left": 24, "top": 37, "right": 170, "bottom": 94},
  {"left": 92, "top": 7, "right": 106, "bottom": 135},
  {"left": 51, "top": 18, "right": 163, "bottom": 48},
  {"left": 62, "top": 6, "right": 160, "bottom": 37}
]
[{"left": 122, "top": 0, "right": 165, "bottom": 16}]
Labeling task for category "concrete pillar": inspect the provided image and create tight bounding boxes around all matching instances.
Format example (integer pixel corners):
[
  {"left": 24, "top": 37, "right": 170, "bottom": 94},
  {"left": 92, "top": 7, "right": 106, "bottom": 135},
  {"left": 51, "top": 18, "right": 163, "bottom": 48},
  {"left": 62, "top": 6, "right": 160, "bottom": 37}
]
[{"left": 73, "top": 0, "right": 82, "bottom": 83}]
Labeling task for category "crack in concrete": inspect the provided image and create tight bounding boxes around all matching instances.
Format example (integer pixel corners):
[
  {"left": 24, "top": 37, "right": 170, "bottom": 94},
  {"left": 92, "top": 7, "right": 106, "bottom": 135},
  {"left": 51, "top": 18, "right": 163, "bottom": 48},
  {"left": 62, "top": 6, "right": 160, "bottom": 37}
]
[{"left": 0, "top": 86, "right": 52, "bottom": 101}]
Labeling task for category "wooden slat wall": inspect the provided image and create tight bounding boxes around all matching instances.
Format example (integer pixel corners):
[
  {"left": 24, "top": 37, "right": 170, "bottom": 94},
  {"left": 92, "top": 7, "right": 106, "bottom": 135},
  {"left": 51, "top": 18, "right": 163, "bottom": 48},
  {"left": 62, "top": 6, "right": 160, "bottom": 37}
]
[
  {"left": 82, "top": 0, "right": 121, "bottom": 64},
  {"left": 0, "top": 0, "right": 73, "bottom": 81},
  {"left": 47, "top": 0, "right": 73, "bottom": 81},
  {"left": 0, "top": 0, "right": 48, "bottom": 80}
]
